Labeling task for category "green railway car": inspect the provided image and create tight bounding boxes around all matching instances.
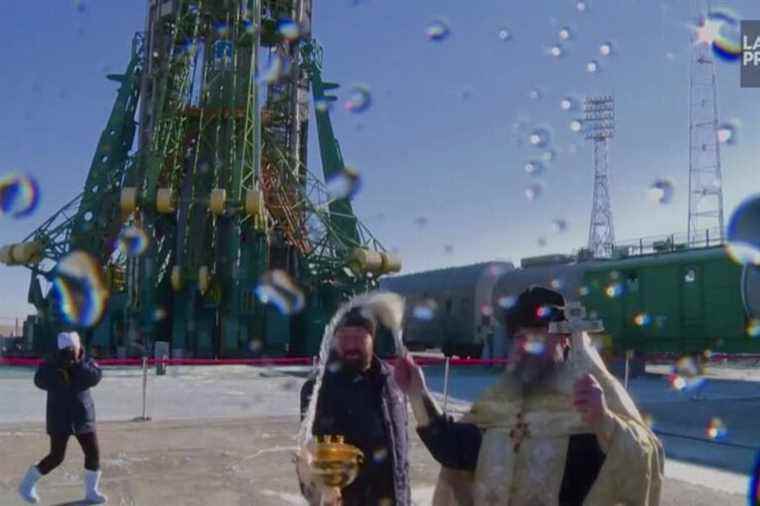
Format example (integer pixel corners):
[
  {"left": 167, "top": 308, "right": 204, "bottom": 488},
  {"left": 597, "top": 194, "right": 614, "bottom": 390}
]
[
  {"left": 382, "top": 237, "right": 760, "bottom": 359},
  {"left": 581, "top": 246, "right": 760, "bottom": 355}
]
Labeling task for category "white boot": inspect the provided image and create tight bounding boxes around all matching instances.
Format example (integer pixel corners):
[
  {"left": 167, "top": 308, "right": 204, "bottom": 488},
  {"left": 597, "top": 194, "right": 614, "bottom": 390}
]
[
  {"left": 18, "top": 465, "right": 42, "bottom": 504},
  {"left": 84, "top": 469, "right": 108, "bottom": 504}
]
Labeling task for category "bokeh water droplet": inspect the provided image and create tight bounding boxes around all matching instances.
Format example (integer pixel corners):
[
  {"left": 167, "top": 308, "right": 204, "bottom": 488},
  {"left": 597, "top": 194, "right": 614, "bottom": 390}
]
[
  {"left": 118, "top": 226, "right": 151, "bottom": 257},
  {"left": 497, "top": 27, "right": 512, "bottom": 41},
  {"left": 0, "top": 173, "right": 40, "bottom": 219},
  {"left": 373, "top": 447, "right": 389, "bottom": 463},
  {"left": 528, "top": 128, "right": 551, "bottom": 148},
  {"left": 706, "top": 9, "right": 741, "bottom": 62},
  {"left": 425, "top": 19, "right": 450, "bottom": 41},
  {"left": 528, "top": 88, "right": 542, "bottom": 101},
  {"left": 412, "top": 299, "right": 437, "bottom": 321},
  {"left": 560, "top": 97, "right": 576, "bottom": 111},
  {"left": 524, "top": 340, "right": 546, "bottom": 355},
  {"left": 648, "top": 179, "right": 675, "bottom": 205},
  {"left": 633, "top": 312, "right": 652, "bottom": 326},
  {"left": 524, "top": 160, "right": 544, "bottom": 176},
  {"left": 326, "top": 167, "right": 361, "bottom": 200},
  {"left": 569, "top": 120, "right": 583, "bottom": 133},
  {"left": 549, "top": 45, "right": 564, "bottom": 58},
  {"left": 343, "top": 85, "right": 372, "bottom": 113},
  {"left": 717, "top": 121, "right": 739, "bottom": 145},
  {"left": 51, "top": 251, "right": 110, "bottom": 327},
  {"left": 249, "top": 339, "right": 264, "bottom": 353},
  {"left": 586, "top": 60, "right": 599, "bottom": 73},
  {"left": 746, "top": 318, "right": 760, "bottom": 337},
  {"left": 524, "top": 182, "right": 544, "bottom": 201},
  {"left": 706, "top": 418, "right": 727, "bottom": 440},
  {"left": 314, "top": 98, "right": 332, "bottom": 113},
  {"left": 576, "top": 1, "right": 588, "bottom": 12},
  {"left": 552, "top": 219, "right": 567, "bottom": 233},
  {"left": 599, "top": 42, "right": 613, "bottom": 56},
  {"left": 258, "top": 53, "right": 286, "bottom": 84},
  {"left": 255, "top": 270, "right": 305, "bottom": 315},
  {"left": 277, "top": 18, "right": 300, "bottom": 41},
  {"left": 725, "top": 194, "right": 760, "bottom": 265},
  {"left": 497, "top": 295, "right": 517, "bottom": 309},
  {"left": 559, "top": 27, "right": 572, "bottom": 40},
  {"left": 605, "top": 283, "right": 623, "bottom": 298}
]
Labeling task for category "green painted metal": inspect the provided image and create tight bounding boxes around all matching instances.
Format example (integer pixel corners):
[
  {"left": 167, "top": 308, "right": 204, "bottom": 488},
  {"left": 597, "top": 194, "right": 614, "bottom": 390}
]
[
  {"left": 301, "top": 41, "right": 360, "bottom": 250},
  {"left": 581, "top": 246, "right": 760, "bottom": 354}
]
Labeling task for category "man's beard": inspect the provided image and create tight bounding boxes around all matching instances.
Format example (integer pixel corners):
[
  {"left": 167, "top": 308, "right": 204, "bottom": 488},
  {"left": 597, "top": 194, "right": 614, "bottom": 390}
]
[
  {"left": 340, "top": 352, "right": 370, "bottom": 373},
  {"left": 508, "top": 354, "right": 558, "bottom": 386}
]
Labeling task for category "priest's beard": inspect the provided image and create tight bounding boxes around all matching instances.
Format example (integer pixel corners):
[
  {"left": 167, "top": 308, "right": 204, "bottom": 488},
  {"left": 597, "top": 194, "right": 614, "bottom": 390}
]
[{"left": 509, "top": 353, "right": 560, "bottom": 387}]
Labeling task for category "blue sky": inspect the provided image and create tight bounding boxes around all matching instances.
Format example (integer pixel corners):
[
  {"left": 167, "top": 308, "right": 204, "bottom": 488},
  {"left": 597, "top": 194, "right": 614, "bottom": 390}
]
[{"left": 2, "top": 0, "right": 760, "bottom": 320}]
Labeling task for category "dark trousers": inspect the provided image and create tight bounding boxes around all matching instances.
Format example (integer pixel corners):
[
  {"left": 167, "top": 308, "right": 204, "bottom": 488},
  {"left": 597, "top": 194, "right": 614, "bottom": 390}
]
[{"left": 37, "top": 432, "right": 100, "bottom": 474}]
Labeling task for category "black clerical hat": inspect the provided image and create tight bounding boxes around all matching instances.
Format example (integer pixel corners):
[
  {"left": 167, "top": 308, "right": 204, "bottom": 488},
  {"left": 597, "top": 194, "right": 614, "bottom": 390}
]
[{"left": 504, "top": 286, "right": 566, "bottom": 335}]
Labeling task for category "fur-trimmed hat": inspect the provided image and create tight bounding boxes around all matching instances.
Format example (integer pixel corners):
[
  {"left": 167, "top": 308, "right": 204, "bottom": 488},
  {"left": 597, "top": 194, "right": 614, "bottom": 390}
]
[{"left": 336, "top": 306, "right": 377, "bottom": 336}]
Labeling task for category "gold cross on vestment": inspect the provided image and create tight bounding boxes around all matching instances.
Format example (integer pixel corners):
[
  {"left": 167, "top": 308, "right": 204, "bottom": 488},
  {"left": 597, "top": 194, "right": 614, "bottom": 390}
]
[{"left": 509, "top": 412, "right": 530, "bottom": 452}]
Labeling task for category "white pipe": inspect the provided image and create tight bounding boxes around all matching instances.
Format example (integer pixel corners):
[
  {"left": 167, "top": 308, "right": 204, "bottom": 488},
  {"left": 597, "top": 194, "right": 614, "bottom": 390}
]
[
  {"left": 443, "top": 357, "right": 451, "bottom": 414},
  {"left": 141, "top": 356, "right": 148, "bottom": 420}
]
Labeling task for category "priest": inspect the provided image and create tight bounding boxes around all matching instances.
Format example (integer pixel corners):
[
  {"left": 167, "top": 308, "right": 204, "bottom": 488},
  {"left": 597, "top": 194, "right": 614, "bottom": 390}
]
[{"left": 393, "top": 286, "right": 664, "bottom": 506}]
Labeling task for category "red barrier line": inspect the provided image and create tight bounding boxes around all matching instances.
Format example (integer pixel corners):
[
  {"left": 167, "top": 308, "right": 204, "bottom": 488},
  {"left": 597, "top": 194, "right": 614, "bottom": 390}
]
[
  {"left": 0, "top": 357, "right": 314, "bottom": 367},
  {"left": 0, "top": 356, "right": 510, "bottom": 367}
]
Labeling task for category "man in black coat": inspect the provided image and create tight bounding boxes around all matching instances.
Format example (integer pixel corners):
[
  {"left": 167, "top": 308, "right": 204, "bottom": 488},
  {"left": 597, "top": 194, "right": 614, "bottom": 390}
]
[
  {"left": 298, "top": 307, "right": 411, "bottom": 506},
  {"left": 18, "top": 331, "right": 108, "bottom": 504}
]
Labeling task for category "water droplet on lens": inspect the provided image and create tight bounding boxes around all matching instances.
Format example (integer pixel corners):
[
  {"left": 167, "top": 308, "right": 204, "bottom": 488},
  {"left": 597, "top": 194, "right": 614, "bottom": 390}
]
[
  {"left": 0, "top": 173, "right": 40, "bottom": 218},
  {"left": 559, "top": 27, "right": 572, "bottom": 40},
  {"left": 118, "top": 226, "right": 151, "bottom": 257},
  {"left": 726, "top": 194, "right": 760, "bottom": 265},
  {"left": 414, "top": 216, "right": 429, "bottom": 228},
  {"left": 343, "top": 85, "right": 372, "bottom": 113},
  {"left": 425, "top": 19, "right": 450, "bottom": 41},
  {"left": 586, "top": 60, "right": 599, "bottom": 73},
  {"left": 413, "top": 300, "right": 437, "bottom": 321},
  {"left": 497, "top": 295, "right": 517, "bottom": 309},
  {"left": 255, "top": 270, "right": 305, "bottom": 315},
  {"left": 524, "top": 160, "right": 544, "bottom": 176},
  {"left": 552, "top": 219, "right": 567, "bottom": 233},
  {"left": 599, "top": 42, "right": 613, "bottom": 56},
  {"left": 648, "top": 179, "right": 674, "bottom": 205},
  {"left": 717, "top": 121, "right": 738, "bottom": 145},
  {"left": 326, "top": 167, "right": 361, "bottom": 200},
  {"left": 277, "top": 18, "right": 300, "bottom": 40},
  {"left": 314, "top": 98, "right": 332, "bottom": 113},
  {"left": 560, "top": 97, "right": 576, "bottom": 111},
  {"left": 528, "top": 88, "right": 542, "bottom": 101},
  {"left": 258, "top": 54, "right": 286, "bottom": 84},
  {"left": 542, "top": 150, "right": 556, "bottom": 162},
  {"left": 549, "top": 45, "right": 564, "bottom": 58},
  {"left": 569, "top": 120, "right": 583, "bottom": 133},
  {"left": 497, "top": 27, "right": 512, "bottom": 41},
  {"left": 524, "top": 182, "right": 544, "bottom": 201},
  {"left": 528, "top": 128, "right": 551, "bottom": 148},
  {"left": 373, "top": 448, "right": 389, "bottom": 463},
  {"left": 51, "top": 251, "right": 110, "bottom": 327},
  {"left": 576, "top": 1, "right": 588, "bottom": 12}
]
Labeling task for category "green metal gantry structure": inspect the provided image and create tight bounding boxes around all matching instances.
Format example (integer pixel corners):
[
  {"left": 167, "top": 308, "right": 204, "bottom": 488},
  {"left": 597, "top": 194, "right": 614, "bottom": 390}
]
[{"left": 1, "top": 0, "right": 400, "bottom": 358}]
